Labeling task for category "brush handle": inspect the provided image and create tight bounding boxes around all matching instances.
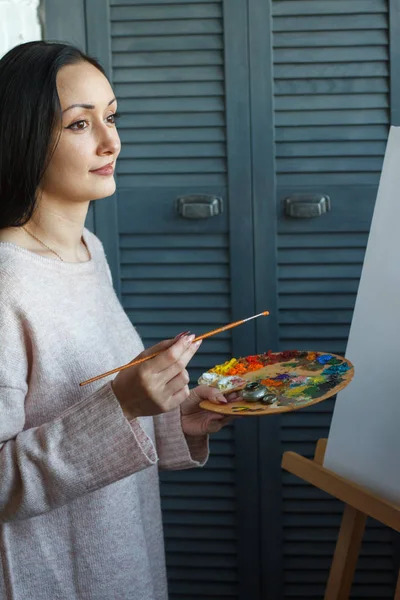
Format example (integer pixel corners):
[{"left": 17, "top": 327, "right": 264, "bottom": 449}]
[{"left": 80, "top": 311, "right": 269, "bottom": 387}]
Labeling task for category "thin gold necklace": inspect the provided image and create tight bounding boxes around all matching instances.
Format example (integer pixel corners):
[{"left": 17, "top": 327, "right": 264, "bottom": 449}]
[{"left": 21, "top": 226, "right": 65, "bottom": 262}]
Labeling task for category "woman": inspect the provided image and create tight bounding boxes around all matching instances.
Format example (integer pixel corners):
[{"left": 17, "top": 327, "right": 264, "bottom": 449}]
[{"left": 0, "top": 41, "right": 235, "bottom": 600}]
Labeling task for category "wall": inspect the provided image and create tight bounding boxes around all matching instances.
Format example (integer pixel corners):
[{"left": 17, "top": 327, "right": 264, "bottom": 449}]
[{"left": 0, "top": 0, "right": 42, "bottom": 58}]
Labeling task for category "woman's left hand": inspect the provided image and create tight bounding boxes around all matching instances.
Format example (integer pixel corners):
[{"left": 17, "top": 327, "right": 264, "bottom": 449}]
[{"left": 181, "top": 385, "right": 240, "bottom": 436}]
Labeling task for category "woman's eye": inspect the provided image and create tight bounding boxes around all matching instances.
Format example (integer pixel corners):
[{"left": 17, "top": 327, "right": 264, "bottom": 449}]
[
  {"left": 106, "top": 112, "right": 120, "bottom": 125},
  {"left": 67, "top": 120, "right": 88, "bottom": 131}
]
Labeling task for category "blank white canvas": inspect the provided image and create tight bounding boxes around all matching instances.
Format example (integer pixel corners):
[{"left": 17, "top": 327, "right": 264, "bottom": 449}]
[{"left": 324, "top": 126, "right": 400, "bottom": 505}]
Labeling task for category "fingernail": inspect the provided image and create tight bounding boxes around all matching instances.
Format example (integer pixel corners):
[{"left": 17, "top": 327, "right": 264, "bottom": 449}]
[
  {"left": 174, "top": 330, "right": 191, "bottom": 340},
  {"left": 217, "top": 395, "right": 227, "bottom": 404},
  {"left": 185, "top": 334, "right": 196, "bottom": 345},
  {"left": 192, "top": 339, "right": 202, "bottom": 349}
]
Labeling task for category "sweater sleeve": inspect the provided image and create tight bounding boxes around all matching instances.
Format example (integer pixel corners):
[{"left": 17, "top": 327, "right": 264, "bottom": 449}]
[
  {"left": 153, "top": 408, "right": 209, "bottom": 470},
  {"left": 0, "top": 304, "right": 158, "bottom": 524},
  {"left": 85, "top": 234, "right": 209, "bottom": 470}
]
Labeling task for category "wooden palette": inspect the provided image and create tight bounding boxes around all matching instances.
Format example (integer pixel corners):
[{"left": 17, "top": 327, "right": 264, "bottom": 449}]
[{"left": 198, "top": 351, "right": 354, "bottom": 416}]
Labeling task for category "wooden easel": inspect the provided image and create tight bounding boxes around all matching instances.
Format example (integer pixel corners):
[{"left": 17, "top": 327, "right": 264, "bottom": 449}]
[{"left": 282, "top": 439, "right": 400, "bottom": 599}]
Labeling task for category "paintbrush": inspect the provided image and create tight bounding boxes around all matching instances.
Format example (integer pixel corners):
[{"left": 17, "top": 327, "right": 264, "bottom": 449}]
[{"left": 79, "top": 310, "right": 270, "bottom": 386}]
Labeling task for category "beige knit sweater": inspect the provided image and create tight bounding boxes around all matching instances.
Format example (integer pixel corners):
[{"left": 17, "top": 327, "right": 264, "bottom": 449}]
[{"left": 0, "top": 228, "right": 208, "bottom": 600}]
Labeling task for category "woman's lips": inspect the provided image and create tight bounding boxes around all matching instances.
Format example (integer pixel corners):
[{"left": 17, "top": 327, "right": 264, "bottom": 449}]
[{"left": 90, "top": 162, "right": 114, "bottom": 176}]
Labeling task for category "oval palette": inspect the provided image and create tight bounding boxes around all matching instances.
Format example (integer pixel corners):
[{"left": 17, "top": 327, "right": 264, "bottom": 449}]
[{"left": 198, "top": 350, "right": 354, "bottom": 416}]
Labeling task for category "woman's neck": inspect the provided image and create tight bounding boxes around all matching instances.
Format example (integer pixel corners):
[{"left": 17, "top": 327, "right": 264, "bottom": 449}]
[
  {"left": 24, "top": 202, "right": 91, "bottom": 262},
  {"left": 0, "top": 199, "right": 91, "bottom": 263}
]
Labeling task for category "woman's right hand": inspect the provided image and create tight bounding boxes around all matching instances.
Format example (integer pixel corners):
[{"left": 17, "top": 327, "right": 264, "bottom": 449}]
[{"left": 111, "top": 334, "right": 201, "bottom": 420}]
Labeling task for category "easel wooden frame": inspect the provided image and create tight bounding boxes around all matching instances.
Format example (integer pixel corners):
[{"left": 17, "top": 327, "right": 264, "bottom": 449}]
[{"left": 282, "top": 439, "right": 400, "bottom": 599}]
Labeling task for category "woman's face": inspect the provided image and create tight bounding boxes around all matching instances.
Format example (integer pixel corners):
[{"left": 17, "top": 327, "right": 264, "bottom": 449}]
[{"left": 40, "top": 61, "right": 121, "bottom": 204}]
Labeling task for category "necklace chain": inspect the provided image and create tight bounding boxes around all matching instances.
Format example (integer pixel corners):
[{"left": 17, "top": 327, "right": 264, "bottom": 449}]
[{"left": 21, "top": 226, "right": 65, "bottom": 262}]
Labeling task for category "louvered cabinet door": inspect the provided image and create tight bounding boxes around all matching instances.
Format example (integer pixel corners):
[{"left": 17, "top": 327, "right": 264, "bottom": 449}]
[
  {"left": 108, "top": 2, "right": 258, "bottom": 599},
  {"left": 270, "top": 1, "right": 397, "bottom": 598}
]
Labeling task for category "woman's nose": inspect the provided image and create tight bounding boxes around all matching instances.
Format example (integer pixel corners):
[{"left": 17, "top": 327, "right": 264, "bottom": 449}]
[{"left": 97, "top": 126, "right": 120, "bottom": 156}]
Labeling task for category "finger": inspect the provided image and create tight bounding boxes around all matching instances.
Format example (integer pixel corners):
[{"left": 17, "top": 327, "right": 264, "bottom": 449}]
[
  {"left": 166, "top": 370, "right": 190, "bottom": 397},
  {"left": 219, "top": 416, "right": 235, "bottom": 426},
  {"left": 160, "top": 339, "right": 202, "bottom": 383},
  {"left": 224, "top": 391, "right": 241, "bottom": 402},
  {"left": 151, "top": 334, "right": 197, "bottom": 373},
  {"left": 169, "top": 384, "right": 190, "bottom": 408},
  {"left": 203, "top": 415, "right": 230, "bottom": 434},
  {"left": 192, "top": 385, "right": 228, "bottom": 406}
]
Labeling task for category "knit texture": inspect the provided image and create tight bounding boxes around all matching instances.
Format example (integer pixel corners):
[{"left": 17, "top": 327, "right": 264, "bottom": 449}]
[{"left": 0, "top": 229, "right": 208, "bottom": 600}]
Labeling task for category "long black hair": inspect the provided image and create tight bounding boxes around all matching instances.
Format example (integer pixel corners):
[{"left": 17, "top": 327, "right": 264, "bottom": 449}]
[{"left": 0, "top": 41, "right": 105, "bottom": 228}]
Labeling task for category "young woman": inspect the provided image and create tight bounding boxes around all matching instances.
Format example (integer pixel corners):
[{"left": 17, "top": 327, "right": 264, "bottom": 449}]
[{"left": 0, "top": 41, "right": 236, "bottom": 600}]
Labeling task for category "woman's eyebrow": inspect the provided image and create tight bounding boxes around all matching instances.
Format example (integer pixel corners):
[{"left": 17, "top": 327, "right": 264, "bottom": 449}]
[{"left": 62, "top": 97, "right": 116, "bottom": 114}]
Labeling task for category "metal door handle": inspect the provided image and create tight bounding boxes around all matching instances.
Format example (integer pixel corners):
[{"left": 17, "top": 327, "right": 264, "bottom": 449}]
[
  {"left": 176, "top": 195, "right": 223, "bottom": 219},
  {"left": 284, "top": 194, "right": 331, "bottom": 218}
]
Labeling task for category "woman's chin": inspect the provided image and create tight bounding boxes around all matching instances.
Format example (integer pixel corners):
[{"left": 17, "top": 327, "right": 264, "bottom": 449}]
[{"left": 90, "top": 178, "right": 117, "bottom": 200}]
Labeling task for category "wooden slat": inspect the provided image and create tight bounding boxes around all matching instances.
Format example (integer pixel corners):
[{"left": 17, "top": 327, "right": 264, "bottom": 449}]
[
  {"left": 162, "top": 497, "right": 235, "bottom": 512},
  {"left": 279, "top": 293, "right": 358, "bottom": 308},
  {"left": 168, "top": 581, "right": 237, "bottom": 596},
  {"left": 273, "top": 14, "right": 387, "bottom": 32},
  {"left": 137, "top": 325, "right": 230, "bottom": 342},
  {"left": 274, "top": 30, "right": 388, "bottom": 47},
  {"left": 117, "top": 157, "right": 226, "bottom": 174},
  {"left": 116, "top": 112, "right": 224, "bottom": 127},
  {"left": 118, "top": 127, "right": 225, "bottom": 143},
  {"left": 285, "top": 555, "right": 393, "bottom": 570},
  {"left": 279, "top": 340, "right": 346, "bottom": 354},
  {"left": 111, "top": 19, "right": 222, "bottom": 36},
  {"left": 280, "top": 324, "right": 350, "bottom": 339},
  {"left": 120, "top": 142, "right": 225, "bottom": 159},
  {"left": 275, "top": 46, "right": 388, "bottom": 63},
  {"left": 275, "top": 77, "right": 388, "bottom": 95},
  {"left": 279, "top": 280, "right": 359, "bottom": 294},
  {"left": 114, "top": 81, "right": 225, "bottom": 97},
  {"left": 163, "top": 511, "right": 235, "bottom": 527},
  {"left": 121, "top": 263, "right": 229, "bottom": 279},
  {"left": 166, "top": 554, "right": 237, "bottom": 567},
  {"left": 277, "top": 156, "right": 383, "bottom": 173},
  {"left": 120, "top": 233, "right": 228, "bottom": 248},
  {"left": 111, "top": 3, "right": 221, "bottom": 20},
  {"left": 279, "top": 247, "right": 365, "bottom": 263},
  {"left": 117, "top": 173, "right": 226, "bottom": 187},
  {"left": 272, "top": 0, "right": 387, "bottom": 16},
  {"left": 122, "top": 279, "right": 230, "bottom": 294},
  {"left": 275, "top": 124, "right": 388, "bottom": 141},
  {"left": 112, "top": 34, "right": 223, "bottom": 52},
  {"left": 110, "top": 0, "right": 218, "bottom": 4},
  {"left": 113, "top": 50, "right": 223, "bottom": 67},
  {"left": 123, "top": 295, "right": 230, "bottom": 310},
  {"left": 277, "top": 94, "right": 388, "bottom": 111},
  {"left": 118, "top": 96, "right": 224, "bottom": 115},
  {"left": 113, "top": 65, "right": 224, "bottom": 82},
  {"left": 277, "top": 140, "right": 386, "bottom": 157},
  {"left": 276, "top": 172, "right": 381, "bottom": 186},
  {"left": 279, "top": 310, "right": 354, "bottom": 324},
  {"left": 278, "top": 232, "right": 368, "bottom": 248},
  {"left": 275, "top": 63, "right": 388, "bottom": 79},
  {"left": 118, "top": 97, "right": 223, "bottom": 113},
  {"left": 275, "top": 109, "right": 388, "bottom": 126},
  {"left": 126, "top": 308, "right": 230, "bottom": 324}
]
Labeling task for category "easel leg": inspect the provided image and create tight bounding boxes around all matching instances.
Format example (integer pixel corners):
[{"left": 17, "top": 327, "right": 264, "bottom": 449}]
[{"left": 324, "top": 505, "right": 367, "bottom": 600}]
